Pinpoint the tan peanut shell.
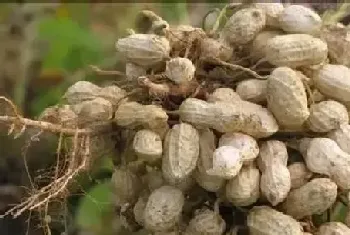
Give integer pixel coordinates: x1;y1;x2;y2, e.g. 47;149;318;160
199;38;233;61
313;64;350;107
267;67;309;129
220;7;266;45
143;185;184;232
125;62;147;81
225;164;260;206
98;85;127;107
116;33;170;68
184;209;226;235
302;137;350;189
282;178;337;219
39;104;78;128
162;123;199;180
306;100;349;133
63;81;101;105
253;3;284;28
247;206;303;235
317;222;350;235
178;98;278;138
162;174;196;193
207;146;243;179
265;34;328;67
219;132;259;164
260;163;291;206
288;162;312;189
320;24;350;67
194;129;225;192
206;88;241;103
167;25;206;57
133;129;162;163
327;124;350;154
142;168;165;192
133;194;148;226
250;30;283;62
114;101;168;131
111;167;142;206
278;4;322;34
232;100;279;138
236;79;267;104
165;57;196;84
71;97;113;126
257;140;288;172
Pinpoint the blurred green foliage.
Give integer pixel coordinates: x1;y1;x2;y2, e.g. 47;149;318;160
75;181;115;234
31;15;104;117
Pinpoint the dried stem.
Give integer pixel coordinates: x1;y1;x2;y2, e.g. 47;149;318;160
89;65;126;76
0;115;111;136
202;56;268;80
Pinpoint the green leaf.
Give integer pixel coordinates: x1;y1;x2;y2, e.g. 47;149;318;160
75;181;114;233
31;16;104;115
38;16;103;71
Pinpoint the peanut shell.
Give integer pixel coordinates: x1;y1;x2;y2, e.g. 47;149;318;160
162;174;196;193
288;162;312;189
257;140;288;172
114;101;168;131
327;124;350;154
250;30;283;62
320;24;350;67
133;194;148;226
220;7;266;45
206;146;243;179
63;81;101;105
267;67;309;129
167;25;206;58
162;123;199;180
165;57;196;84
282;178;337;219
133;129;162;163
225;164;260;206
194;129;225;192
179;98;278;138
184;209;226;235
302;138;350;189
307;100;349;133
247;206;303;235
218;132;259;164
206;88;241;103
260;163;291;206
125;62;147;81
278;5;322;34
199;38;233;61
254;3;284;28
39;104;78;128
265;34;328;67
71;97;113;126
313;64;350;107
317;222;350;235
143;185;184;232
116;33;170;68
98;85;127;107
236;79;267;104
142;168;165;192
111;167;142;206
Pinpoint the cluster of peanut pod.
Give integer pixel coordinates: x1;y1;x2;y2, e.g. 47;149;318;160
40;3;350;235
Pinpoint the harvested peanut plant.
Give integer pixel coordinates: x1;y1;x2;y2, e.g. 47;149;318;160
2;3;350;235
